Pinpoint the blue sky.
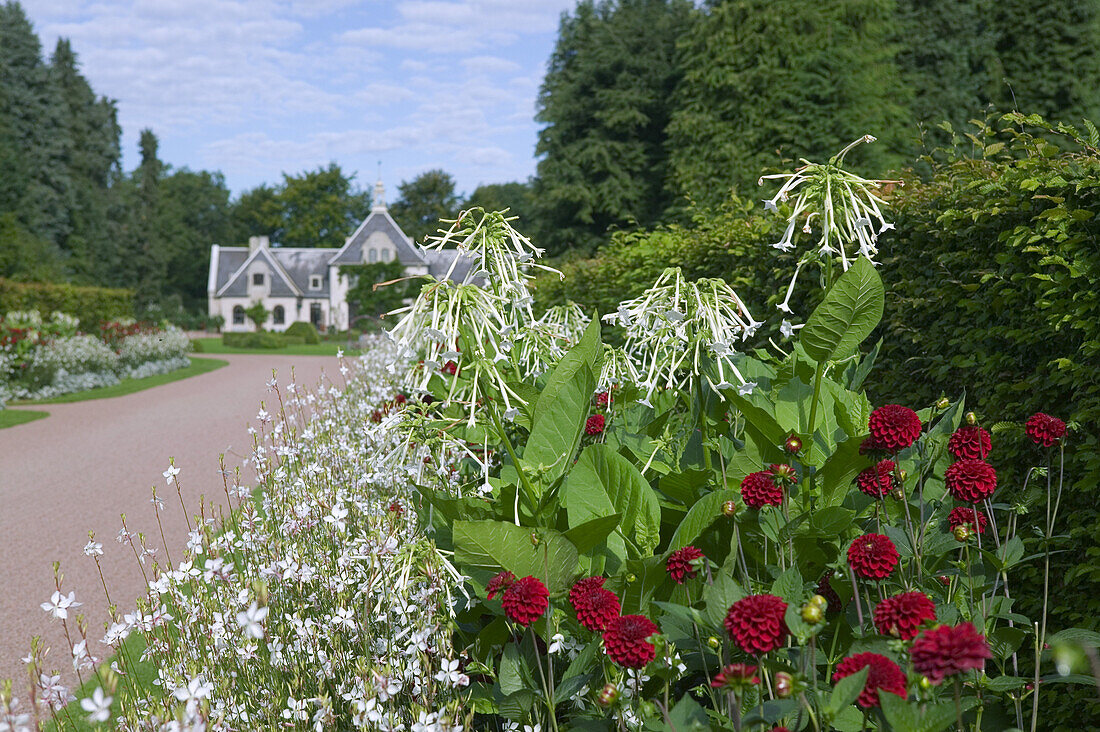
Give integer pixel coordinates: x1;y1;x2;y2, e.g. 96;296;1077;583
22;0;579;198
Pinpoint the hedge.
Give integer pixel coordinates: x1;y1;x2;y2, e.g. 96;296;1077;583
222;332;306;349
0;278;133;328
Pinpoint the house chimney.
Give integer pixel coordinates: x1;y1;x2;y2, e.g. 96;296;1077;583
248;235;270;251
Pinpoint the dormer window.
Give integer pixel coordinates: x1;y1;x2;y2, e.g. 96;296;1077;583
252;273;265;286
310;275;322;290
368;248;378;263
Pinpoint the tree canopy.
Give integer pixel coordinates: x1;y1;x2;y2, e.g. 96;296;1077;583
389;169;461;245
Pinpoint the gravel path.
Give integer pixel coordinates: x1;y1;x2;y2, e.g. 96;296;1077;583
0;353;338;685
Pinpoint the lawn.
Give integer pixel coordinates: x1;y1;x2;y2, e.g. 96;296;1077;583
0;407;49;429
14;356;228;406
191;336;361;356
42;634;156;731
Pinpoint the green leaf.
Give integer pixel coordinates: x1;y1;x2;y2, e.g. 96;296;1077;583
800;257;885;363
563;513;622;554
806;506;855;537
703;573;746;629
453;520;579;595
818;435;869;506
878;693;977;732
667;488;739;550
498;643;530;696
827;666;869;714
770;566;804;605
662;693;709;731
568;444;661;556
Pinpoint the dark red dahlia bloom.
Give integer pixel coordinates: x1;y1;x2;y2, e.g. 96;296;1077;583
741;471;783;509
667;545;704;584
874;591;936;640
486;570;516;600
910;622;992;684
501;575;548;626
585;414;606;435
948;426;992;460
710;663;759;690
832;652;907;708
945;459;997;503
868;404;922;453
816;571;842;613
724;594;789;654
948;506;988;534
603;614;659;668
1026;413;1066;447
848;534;899;580
595;391;610;408
856;460;896;498
568;576;605;608
573;587;621;632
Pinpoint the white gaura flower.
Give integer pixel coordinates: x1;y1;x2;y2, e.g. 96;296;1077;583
80;687;112;723
83;540;103;556
40;590;81;619
173;676;213;706
236;601;268;639
162;463;180;485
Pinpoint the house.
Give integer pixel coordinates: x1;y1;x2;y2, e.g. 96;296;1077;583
207;179;473;332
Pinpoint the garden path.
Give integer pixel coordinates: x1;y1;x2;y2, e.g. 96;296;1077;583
0;353;339;686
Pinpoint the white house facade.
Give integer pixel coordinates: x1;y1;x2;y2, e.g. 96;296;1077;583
207;180;472;332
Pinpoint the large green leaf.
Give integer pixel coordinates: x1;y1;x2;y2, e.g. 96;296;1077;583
568;444;661;556
668;488;739;551
800;257;884;364
453;520;579;595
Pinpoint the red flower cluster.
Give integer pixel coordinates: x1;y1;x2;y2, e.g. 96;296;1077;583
500;576;548;626
945;459;997;503
440;360;459;376
910;623;992;684
569;578;621;632
867;404;922;453
486;570;516;600
856;460;896;498
848;534;899;580
832;653;907;708
948;506;988;534
595;391;610;408
603;614;659;668
585;414;606;435
1026;413;1066;447
948;425;992;460
724;594;789;654
874;591;936;640
710;663;759;690
741;470;783;509
666;545;704;584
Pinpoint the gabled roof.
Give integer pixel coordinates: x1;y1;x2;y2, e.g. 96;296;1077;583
216;246;303;298
328;209;426;267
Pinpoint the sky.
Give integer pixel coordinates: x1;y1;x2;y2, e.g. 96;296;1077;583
21;0;579;199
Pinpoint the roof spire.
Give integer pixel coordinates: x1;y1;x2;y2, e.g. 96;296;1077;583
372;161;386;212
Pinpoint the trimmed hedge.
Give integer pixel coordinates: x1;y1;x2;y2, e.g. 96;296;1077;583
0;278;133;327
222;332;306;349
284;321;321;344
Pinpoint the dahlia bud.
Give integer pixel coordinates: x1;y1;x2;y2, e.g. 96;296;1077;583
784;435;802;453
530;532;540;547
936;397;950;410
774;672;794;698
626;573;637;584
597;682;619;707
809;594;828;609
919;676;934;692
706;636;720;649
965;411;977;426
938;575;950;586
890;486;905;500
953;524;971;542
898;468;908;481
801;602;824;625
771;463;797;483
722;500;738;517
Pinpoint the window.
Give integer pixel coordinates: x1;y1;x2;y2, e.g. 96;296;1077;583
252;273;264;286
232;305;245;325
273;305;285;325
368;248;378;263
381;248;391;262
310;275;322;290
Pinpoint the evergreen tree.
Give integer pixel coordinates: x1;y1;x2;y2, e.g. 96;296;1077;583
390;169;461;245
667;0;911;209
534;0;694;254
158;169;235;309
125;129;169;309
990;0;1100;123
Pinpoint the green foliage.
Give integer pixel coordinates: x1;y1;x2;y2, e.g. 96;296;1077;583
340;260;410;318
800;258;885;364
283;321;321;344
0;212;64;281
464;181;535;228
533;0;694;254
275;163;371;248
243;301;269;331
222;331;305;349
389;169;461;246
0;277;132;326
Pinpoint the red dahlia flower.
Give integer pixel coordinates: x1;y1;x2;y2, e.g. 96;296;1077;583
945;459;997;503
585;414;606;435
573;587;620;632
595;391;610;408
486;570;516;600
569;576;605;607
741;471;783;509
873;591;936;640
868;404;922;452
666;545;704;584
603;614;659;668
948;425;991;460
832;652;907;708
710;663;759;690
848;534;899;580
724;594;789;654
948;506;988;534
856;460;896;498
501;575;548;626
1025;413;1066;447
910;622;992;684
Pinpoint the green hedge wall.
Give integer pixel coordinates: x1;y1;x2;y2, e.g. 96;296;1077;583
0;278;133;328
